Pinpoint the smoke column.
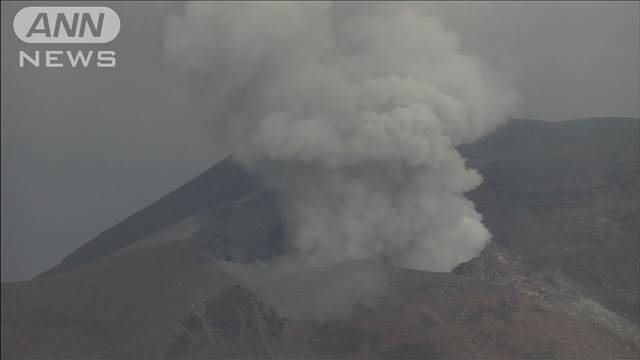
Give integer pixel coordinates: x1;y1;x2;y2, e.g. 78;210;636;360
165;2;517;271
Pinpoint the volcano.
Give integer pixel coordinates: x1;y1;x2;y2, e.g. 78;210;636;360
2;117;639;359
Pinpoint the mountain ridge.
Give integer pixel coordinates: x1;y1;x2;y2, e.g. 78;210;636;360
38;117;639;278
4;117;637;359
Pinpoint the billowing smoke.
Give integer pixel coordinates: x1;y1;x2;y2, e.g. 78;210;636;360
165;2;517;272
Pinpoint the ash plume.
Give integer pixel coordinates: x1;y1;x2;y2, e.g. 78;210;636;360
164;2;517;271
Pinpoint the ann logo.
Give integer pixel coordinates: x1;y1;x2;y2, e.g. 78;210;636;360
26;12;105;39
14;7;119;68
14;7;120;44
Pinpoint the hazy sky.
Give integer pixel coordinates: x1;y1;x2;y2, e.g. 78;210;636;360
2;1;639;281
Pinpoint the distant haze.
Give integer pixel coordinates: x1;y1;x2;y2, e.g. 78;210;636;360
2;1;639;280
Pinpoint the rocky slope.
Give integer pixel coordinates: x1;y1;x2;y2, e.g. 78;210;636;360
3;240;639;359
461;117;639;323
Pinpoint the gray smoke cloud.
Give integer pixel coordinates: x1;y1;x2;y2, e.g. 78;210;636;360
165;2;517;271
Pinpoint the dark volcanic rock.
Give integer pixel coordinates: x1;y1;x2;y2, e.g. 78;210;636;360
39;157;258;278
2;242;638;359
461;117;639;323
